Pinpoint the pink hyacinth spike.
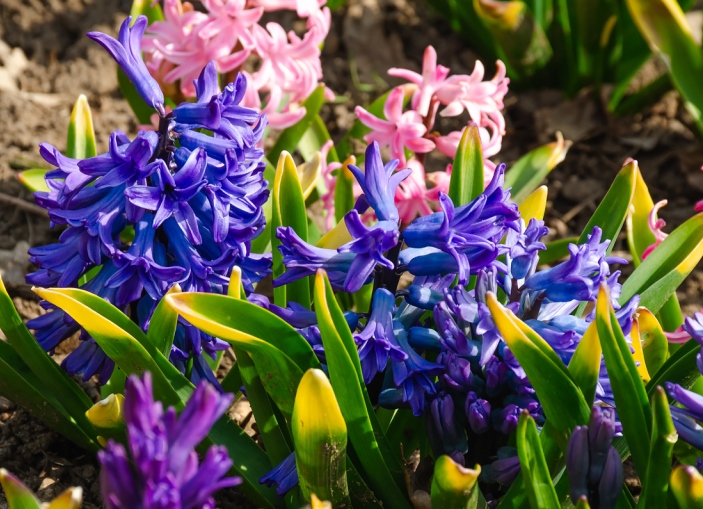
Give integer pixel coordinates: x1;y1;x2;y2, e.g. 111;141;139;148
388;45;457;117
434;122;501;186
394;159;434;223
250;0;325;17
641;200;668;260
317;140;343;230
355;86;435;166
665;326;692;344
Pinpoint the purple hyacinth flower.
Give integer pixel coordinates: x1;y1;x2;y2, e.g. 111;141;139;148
492;404;520;435
107;217;185;306
390;325;443;416
354;288;408;383
567;425;590;502
274;227;362;290
126;148;208;244
260;452;299;497
88;16;165;115
504;218;548;282
466;391;491;434
427;393;468;457
402;166;519;284
347;141;410;223
481;447;521;485
99;373;240;509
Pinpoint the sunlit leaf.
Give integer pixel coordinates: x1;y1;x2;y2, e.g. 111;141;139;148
516;412;560;509
517;185;548;222
505;134;570;204
430;455;481;509
0;469;42;509
636;308;669;377
449;123;485;206
268;86;326;164
671;465;703;509
568;320;601;407
66;94;97;159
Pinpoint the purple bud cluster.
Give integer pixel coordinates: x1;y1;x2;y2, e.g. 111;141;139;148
27;16;270;385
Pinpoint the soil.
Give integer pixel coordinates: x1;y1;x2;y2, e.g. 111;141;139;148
0;0;701;506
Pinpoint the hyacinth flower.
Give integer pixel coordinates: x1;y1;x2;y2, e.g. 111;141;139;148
666;312;703;449
27;16;271;385
142;0;333;129
99;372;240;508
354;47;510;222
566;407;624;509
642;199;669;260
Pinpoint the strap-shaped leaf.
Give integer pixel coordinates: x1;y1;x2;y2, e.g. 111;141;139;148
430;455;481;509
567;320;601;407
505;135;570;204
636;308;669;378
333;156;356;224
147;284;181;357
449;124;485;206
272;151;311;308
0;278;94;432
577;161;637;251
0;469;43;509
637;387;677;509
486;293;590;449
66;94;97;159
625;0;703;136
293;369;349;506
0;341;97;451
620;212;703;311
516;412;560;509
671;465;703;509
313;270;411;508
595;284;651;481
517;185;547;223
626;166;657;265
166;292;319;372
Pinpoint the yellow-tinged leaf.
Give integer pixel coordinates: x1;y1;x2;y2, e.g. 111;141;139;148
430;455;480;507
626;161;656;264
671;466;703;508
627;0;692;52
635;308;669;376
0;469;41;509
297;152;322;200
310;494;332;509
293;369;348;503
17;168;50;193
45;487;83;509
316;218;352;249
228;267;246;300
568;320;601;405
67;94;97;159
518;185;547;222
86;393;124;429
629;318;651;382
475;0;524;28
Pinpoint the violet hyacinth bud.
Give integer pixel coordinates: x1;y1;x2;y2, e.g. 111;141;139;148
565;407;623;509
98;373;240;508
427;393;468;457
465;391;491;434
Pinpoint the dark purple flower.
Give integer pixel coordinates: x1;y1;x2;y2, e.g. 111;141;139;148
427;393;468;457
260;452;299;497
99;373;239;509
88;16;165;115
466;391;491;434
354;288;407;383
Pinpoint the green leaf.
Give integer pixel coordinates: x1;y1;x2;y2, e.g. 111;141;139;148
595;284;651;481
0;278;95;434
474;0;553;79
129;0;164;22
147;284;181;357
268;86;326;164
637;387;677;509
619;212;703;312
66;94;96;159
516;412;560;509
504;135;571;204
568;320;601;407
577;161;637;251
449;124;485;206
17;169;50;193
625;0;703;136
0;469;42;509
634;308;669;379
272;151;311;308
0;341;97;451
85;393;126;445
486;293;590;450
313;270;411;509
298;114;339;164
430;455;481;509
293;369;349;506
166;292;319;372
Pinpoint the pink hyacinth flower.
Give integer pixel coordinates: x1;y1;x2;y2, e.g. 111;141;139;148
355;87;435;166
317;140;343;230
388;45;459;117
641;200;668;260
250;0;326;17
438;60;509;132
240;71;307;129
250;22;325;104
665;326;692;344
395;159;434;223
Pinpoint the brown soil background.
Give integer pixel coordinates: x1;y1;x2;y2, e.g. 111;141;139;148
0;0;702;506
